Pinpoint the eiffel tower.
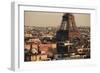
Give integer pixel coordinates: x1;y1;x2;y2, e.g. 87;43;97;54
57;13;80;42
56;13;81;55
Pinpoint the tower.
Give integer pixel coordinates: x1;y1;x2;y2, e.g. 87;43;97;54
57;13;80;42
56;13;80;55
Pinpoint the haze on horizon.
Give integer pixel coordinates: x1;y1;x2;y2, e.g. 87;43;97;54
24;11;90;27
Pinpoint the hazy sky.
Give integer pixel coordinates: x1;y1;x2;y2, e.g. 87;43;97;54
24;11;90;27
